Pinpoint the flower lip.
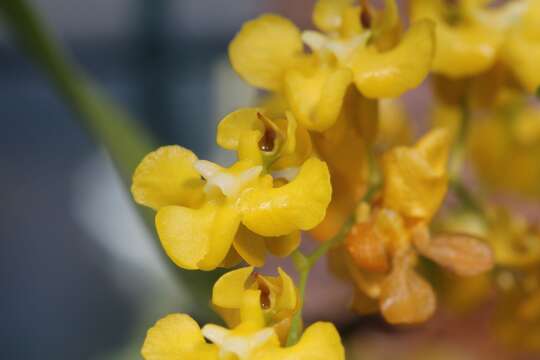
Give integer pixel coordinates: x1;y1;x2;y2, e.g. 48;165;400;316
193;160;263;198
302;30;371;62
201;324;276;360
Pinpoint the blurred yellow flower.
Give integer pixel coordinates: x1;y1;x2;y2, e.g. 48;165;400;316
329;128;493;323
410;0;526;78
469;105;540;197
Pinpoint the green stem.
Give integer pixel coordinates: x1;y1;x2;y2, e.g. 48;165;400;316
0;0;223;321
0;0;154;182
286;182;381;346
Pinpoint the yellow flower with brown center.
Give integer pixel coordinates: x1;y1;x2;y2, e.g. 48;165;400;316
141;270;345;360
131;110;332;271
211;267;299;344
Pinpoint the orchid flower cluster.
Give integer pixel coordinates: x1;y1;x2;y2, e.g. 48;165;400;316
130;0;540;358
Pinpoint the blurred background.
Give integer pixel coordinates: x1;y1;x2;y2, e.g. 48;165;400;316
1;0;539;359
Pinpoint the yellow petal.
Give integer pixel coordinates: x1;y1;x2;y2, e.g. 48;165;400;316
346;221;390;273
436;23;502;78
216;108;264;150
272;120;313;170
345;251;386;299
237;130;264;165
285;64;353;132
233;226;268;267
142;314;216;360
382;128;451;220
240;157;332;236
132;146;204;210
379;253;436;324
503;29;540;93
212;266;254;309
349;19;435;98
252;322;345;360
312;0;354;33
410;0;503;78
264;232;301;257
229;14;302;90
281;112;298;155
155;202;241;270
212;304;241;329
240;289;266;328
276;267;297;311
414;233;494;277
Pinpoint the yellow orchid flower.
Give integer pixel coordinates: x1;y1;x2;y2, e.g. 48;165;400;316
131;119;331;270
340;213;493;324
142;287;344;360
229;0;434;132
211;267;299;344
484;207;540;268
410;0;526;78
495;268;540;351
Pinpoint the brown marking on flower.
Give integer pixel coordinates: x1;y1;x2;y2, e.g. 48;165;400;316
257;112;277;152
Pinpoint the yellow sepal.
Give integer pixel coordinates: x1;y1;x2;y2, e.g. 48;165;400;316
217;108;265;151
229;14;302;90
131;145;204;210
141;314;218;360
212;266;254;309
